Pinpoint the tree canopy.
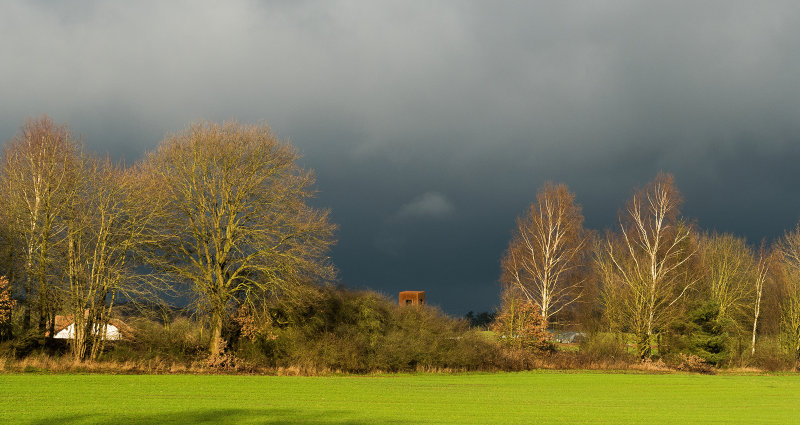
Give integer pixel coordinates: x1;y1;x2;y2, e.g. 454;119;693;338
141;122;336;356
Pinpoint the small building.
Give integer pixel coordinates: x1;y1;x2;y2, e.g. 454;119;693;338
550;330;587;344
399;291;425;306
49;314;132;341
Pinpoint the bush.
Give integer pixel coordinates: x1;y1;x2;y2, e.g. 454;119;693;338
747;337;796;371
376;305;494;371
579;333;634;364
0;276;14;341
664;302;731;367
10;330;47;358
106;316;207;363
231;287;502;372
490;297;553;353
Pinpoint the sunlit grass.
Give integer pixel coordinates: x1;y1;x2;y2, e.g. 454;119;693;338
1;371;798;424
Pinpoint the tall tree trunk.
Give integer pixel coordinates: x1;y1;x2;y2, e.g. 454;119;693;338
751;260;766;356
47;306;55;342
638;331;651;359
36;234;50;337
73;316;87;361
22;250;33;331
751;287;762;356
22;283;31;331
90;291;114;361
209;309;224;358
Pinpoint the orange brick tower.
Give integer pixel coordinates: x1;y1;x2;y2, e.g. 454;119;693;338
399;291;425;306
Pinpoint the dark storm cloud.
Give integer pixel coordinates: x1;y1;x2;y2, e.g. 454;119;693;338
2;1;800;313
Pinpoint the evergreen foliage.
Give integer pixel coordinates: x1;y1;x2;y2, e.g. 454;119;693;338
668;302;732;367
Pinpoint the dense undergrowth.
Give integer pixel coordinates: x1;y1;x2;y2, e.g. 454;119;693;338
1;287;796;375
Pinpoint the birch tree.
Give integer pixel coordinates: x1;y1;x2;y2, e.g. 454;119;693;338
500;183;588;328
1;116;79;336
142;122;336;358
750;244;769;355
598;173;696;358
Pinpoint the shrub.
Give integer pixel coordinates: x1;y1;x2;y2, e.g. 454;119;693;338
674;353;715;374
491;297;553;352
10;330;46;358
107;316;207;363
747;337;795;371
664;302;732;367
579;333;634;364
0;276;15;341
230;287;501;373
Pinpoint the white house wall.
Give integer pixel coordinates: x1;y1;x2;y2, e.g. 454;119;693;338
53;323;121;340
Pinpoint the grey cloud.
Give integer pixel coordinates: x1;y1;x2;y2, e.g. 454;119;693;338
2;1;800;313
392;192;455;221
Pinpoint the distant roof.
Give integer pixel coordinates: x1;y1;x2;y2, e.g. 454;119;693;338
47;315;133;340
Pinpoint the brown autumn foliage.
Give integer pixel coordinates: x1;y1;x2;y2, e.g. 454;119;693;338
491;291;552;352
0;276;15;339
232;304;276;342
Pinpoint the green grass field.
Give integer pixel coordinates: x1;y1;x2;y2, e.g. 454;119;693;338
1;371;798;424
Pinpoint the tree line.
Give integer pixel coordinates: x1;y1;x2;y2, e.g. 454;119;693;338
497;174;800;367
1;115;799;371
0;116;334;361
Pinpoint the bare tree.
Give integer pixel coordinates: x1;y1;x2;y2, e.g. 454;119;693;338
62;156;160;360
750;243;770;355
775;226;800;362
142;122;336;357
500;183;588;329
598;173;696;358
698;232;756;327
1;116;80;336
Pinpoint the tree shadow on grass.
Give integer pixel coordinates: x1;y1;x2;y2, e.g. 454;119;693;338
27;408;410;425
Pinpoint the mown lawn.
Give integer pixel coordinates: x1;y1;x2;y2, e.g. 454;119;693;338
1;371;798;424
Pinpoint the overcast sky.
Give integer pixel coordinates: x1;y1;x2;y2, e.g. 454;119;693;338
2;1;800;314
